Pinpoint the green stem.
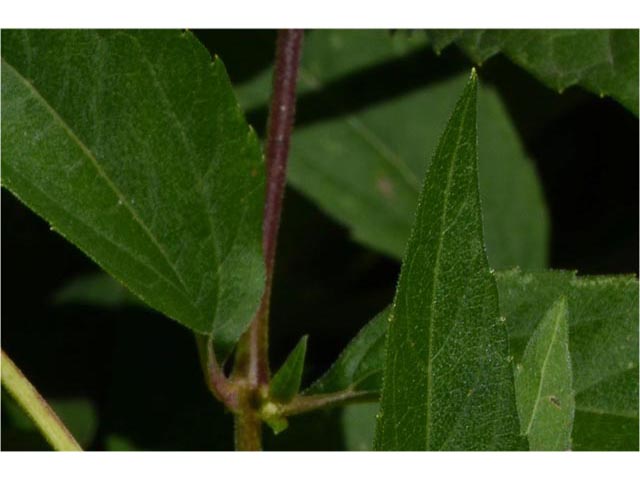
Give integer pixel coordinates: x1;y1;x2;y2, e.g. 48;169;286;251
279;390;378;417
1;349;82;451
234;407;263;451
196;335;240;411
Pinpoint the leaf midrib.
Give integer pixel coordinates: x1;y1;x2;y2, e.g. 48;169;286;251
298;68;421;192
423;92;473;450
523;305;564;435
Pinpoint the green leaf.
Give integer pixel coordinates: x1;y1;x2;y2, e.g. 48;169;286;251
514;298;574;450
261;335;308;436
427;29;639;115
237;30;549;270
1;30;265;357
269;335;308;403
374;72;523;451
306;308;389;396
263;415;289;436
311;272;637;450
497;270;639;451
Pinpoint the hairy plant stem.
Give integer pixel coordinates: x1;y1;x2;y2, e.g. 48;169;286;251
1;349;82;451
234;391;263;451
232;29;304;451
279;390;378;417
197;335;240;410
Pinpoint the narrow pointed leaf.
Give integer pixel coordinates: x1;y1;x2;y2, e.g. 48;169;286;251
237;30;549;270
514;298;574;450
306;308;389;396
427;29;639;115
374;73;523;451
270;335;308;403
1;30;265;357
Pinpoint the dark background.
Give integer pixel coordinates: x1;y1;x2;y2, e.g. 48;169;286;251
2;30;638;450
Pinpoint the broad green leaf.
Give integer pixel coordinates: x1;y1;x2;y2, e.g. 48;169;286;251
270;335;308;403
497;270;639;451
514;298;574;451
1;30;265;357
374;73;523;451
306;308;389;396
427;30;639;116
237;30;549;270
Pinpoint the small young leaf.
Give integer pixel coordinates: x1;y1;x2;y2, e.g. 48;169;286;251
426;30;639;115
270;335;308;403
1;30;265;358
263;414;289;436
514;298;574;451
374;72;523;451
306;308;389;396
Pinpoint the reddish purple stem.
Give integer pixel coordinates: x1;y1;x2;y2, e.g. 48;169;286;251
246;29;304;388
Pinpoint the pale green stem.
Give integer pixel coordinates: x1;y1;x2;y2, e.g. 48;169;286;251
1;349;82;451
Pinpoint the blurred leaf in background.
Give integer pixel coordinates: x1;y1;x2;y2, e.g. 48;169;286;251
237;30;549;269
426;30;639;115
2;395;98;450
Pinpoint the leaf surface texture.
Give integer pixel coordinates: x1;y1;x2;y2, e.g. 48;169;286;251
374;73;522;451
1;30;265;356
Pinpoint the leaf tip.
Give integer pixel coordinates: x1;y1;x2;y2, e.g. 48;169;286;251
268;334;309;403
